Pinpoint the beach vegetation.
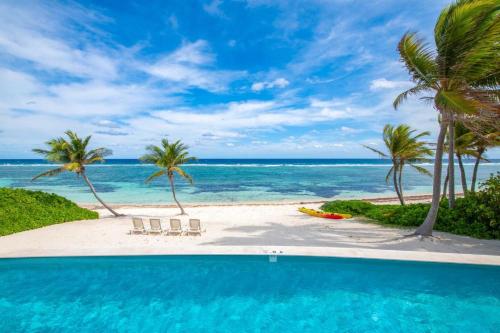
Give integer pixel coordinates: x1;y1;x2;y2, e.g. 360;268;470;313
32;130;121;216
0;188;98;236
364;124;432;205
321;173;500;239
140;138;196;215
393;0;499;236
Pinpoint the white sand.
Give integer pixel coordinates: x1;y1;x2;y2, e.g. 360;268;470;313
1;202;499;265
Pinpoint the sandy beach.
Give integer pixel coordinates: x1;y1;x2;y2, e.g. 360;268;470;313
1;200;499;265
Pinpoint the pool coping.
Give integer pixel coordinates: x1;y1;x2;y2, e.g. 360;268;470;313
1;246;499;266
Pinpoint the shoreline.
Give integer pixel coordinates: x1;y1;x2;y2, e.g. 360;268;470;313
78;193;445;209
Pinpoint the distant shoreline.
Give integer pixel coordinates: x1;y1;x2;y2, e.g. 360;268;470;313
78;193;456;209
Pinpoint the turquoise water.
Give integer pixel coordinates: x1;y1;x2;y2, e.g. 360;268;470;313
1;159;498;203
0;255;499;332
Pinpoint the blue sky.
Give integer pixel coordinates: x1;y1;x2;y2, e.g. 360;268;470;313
3;0;495;159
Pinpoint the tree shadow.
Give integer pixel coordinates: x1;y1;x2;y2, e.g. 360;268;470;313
199;220;409;249
199;218;498;254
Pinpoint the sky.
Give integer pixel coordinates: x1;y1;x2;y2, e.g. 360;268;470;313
2;0;495;159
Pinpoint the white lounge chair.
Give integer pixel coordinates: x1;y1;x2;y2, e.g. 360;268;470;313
187;219;202;236
149;218;163;235
130;217;146;234
167;218;183;236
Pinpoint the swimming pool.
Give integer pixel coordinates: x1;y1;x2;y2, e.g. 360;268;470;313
0;255;499;332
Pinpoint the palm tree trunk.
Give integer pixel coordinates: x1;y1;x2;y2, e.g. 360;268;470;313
448;114;455;208
456;153;467;194
442;167;449;200
168;174;186;215
415;121;447;236
470;149;483;192
81;172;120;217
398;164;405;205
392;161;404;205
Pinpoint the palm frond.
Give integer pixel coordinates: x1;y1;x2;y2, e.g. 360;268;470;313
435;90;481;114
141;137;196;185
385;165;395;184
436;0;500;83
32;167;66;181
398;32;438;86
409;164;432;177
393;84;432;109
140;145;164;164
362;145;388;158
171;167;193;184
32;148;51;155
412;131;431;140
145;169;167;183
32;130;112;176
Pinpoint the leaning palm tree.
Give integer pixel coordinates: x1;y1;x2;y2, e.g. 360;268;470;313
364;124;432;205
393;0;499;235
32;130;120;217
140;138;195;215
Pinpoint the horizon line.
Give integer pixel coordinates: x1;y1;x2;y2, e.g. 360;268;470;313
0;157;495;161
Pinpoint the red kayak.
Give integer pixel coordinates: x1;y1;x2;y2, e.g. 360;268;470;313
321;213;344;219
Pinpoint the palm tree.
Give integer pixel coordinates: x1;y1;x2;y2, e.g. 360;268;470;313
453;122;477;194
393;0;499;235
364;124;432;205
32;130;120;217
470;130;499;192
140;138;196;215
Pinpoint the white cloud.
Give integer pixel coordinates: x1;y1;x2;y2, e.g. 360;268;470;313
273;78;289;87
203;0;225;17
341;126;353;132
369;78;412;90
93;120;123;128
0;2;118;80
251;82;265;91
0;68;42;107
95;130;129;136
144;40;244;92
251;77;290;91
1;73;171;117
201;131;245;140
143;97;373;141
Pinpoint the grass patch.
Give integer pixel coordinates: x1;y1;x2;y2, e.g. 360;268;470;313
321;173;500;239
0;188;98;236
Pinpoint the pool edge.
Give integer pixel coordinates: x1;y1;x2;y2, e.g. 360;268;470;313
1;246;499;266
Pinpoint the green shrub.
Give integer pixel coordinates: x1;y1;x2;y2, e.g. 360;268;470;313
0;188;98;236
320;173;500;239
320;200;373;215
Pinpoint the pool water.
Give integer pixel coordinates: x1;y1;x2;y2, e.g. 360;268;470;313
0;256;499;332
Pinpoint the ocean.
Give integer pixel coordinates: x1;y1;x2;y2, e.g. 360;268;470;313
0;159;498;204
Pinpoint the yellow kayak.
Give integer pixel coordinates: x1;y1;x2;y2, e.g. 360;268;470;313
299;207;352;219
